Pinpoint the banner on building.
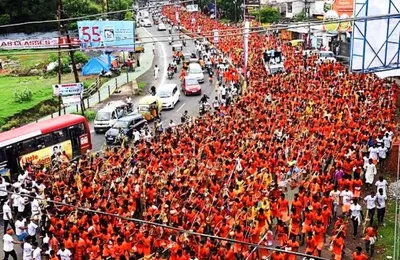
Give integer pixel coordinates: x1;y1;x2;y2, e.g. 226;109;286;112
53;83;84;97
19;140;72;167
77;21;135;51
0;37;80;50
323;0;354;32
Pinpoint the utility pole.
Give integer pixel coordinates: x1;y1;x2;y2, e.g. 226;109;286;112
57;1;62;116
305;0;311;48
60;0;85;116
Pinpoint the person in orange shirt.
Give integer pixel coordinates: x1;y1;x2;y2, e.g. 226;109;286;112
286;236;299;260
331;231;345;260
304;232;316;256
352;246;368;260
313;221;325;257
270;246;286;260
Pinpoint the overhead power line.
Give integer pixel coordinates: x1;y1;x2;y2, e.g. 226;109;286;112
0;0;196;29
5;189;327;260
1;12;400;56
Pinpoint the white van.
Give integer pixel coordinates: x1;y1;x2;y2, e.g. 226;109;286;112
188;63;204;83
157;83;180;109
93;101;127;133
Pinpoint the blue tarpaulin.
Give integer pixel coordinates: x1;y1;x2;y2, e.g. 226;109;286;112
82;54;116;76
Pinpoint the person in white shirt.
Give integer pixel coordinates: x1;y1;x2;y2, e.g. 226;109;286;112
368;144;379;162
31;197;41;217
15;215;28;241
27;219;38;242
376;188;387;225
57;244;73;260
23;238;33;260
375;176;388;196
383;132;392;150
2;200;15;234
364;159;377;188
0;178;10;203
330;187;341;219
154;64;160;80
349;198;364;238
18;195;28;216
377;144;388;168
32;242;41;260
340;186;353;214
3;228;22;260
364;190;376;226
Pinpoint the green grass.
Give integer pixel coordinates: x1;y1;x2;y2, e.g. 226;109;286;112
0;74;97;124
137;81;146;90
0;50;53;70
375;199;397;258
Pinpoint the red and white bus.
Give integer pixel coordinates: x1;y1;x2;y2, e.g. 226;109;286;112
0;114;92;179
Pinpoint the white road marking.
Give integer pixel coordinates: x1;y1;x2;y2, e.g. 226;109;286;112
142;27;168;88
176;103;186;112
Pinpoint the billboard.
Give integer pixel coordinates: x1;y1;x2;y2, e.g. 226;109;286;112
53;83;84;97
77;21;135;51
19;140;72;166
350;0;400;73
0;37;80;50
186;4;199;12
322;0;354;32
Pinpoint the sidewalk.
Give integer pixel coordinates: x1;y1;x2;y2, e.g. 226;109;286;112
38;27;154;122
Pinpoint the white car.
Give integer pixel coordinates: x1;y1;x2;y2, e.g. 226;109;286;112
139;18;152;27
188;63;204;83
157;84;180;109
318;51;336;62
158;23;166;31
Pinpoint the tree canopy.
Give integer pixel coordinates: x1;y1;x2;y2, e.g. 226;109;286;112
0;0;133;33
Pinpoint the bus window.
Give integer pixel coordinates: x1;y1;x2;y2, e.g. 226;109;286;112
20;138;38;154
53;129;67;144
37;133;53;148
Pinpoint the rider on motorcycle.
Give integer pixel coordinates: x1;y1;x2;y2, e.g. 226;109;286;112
200;94;210;104
125;96;133;112
150;86;156;96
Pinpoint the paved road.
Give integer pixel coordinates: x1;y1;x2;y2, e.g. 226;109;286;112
90;23;218;151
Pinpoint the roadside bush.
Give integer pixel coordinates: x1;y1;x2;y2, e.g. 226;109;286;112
73;109;96;121
13;88;33;103
39;104;57;115
74;52;89;64
48;53;58;62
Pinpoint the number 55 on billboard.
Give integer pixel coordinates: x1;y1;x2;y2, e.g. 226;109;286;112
77;21;135;51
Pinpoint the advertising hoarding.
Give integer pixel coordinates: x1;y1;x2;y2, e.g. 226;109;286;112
53;83;84;97
77;21;135;51
62;95;82;106
19;140;72;166
0;37;80;50
323;0;354;32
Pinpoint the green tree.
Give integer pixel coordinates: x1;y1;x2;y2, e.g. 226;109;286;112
216;0;242;22
294;10;306;22
124;11;133;21
253;6;281;23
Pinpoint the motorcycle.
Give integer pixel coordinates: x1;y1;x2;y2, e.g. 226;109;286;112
199;102;211;116
127;102;133;113
174;56;181;65
167;70;174;79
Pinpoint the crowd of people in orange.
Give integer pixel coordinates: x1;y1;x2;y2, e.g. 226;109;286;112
5;5;397;260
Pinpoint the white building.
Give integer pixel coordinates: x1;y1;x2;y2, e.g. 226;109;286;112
262;0;326;19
